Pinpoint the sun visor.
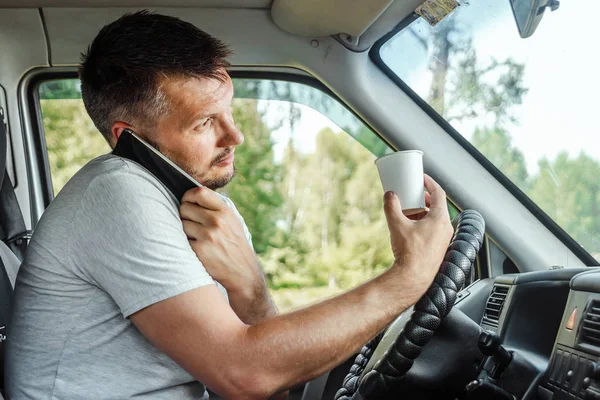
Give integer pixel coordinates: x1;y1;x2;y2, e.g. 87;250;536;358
271;0;394;37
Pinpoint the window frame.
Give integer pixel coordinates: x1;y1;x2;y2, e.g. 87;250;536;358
25;66;488;278
369;14;599;267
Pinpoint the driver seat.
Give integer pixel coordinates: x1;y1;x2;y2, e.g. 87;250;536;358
0;240;18;396
0;109;23;398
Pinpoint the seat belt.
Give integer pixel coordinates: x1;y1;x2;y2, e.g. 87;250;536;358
0;171;30;262
0;106;30;261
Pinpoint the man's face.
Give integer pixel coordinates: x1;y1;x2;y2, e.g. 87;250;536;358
144;74;243;190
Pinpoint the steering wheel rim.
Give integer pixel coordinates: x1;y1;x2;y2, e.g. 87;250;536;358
334;210;485;400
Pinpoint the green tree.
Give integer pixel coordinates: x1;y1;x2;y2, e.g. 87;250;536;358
39;80;82;100
40;99;110;194
471;126;528;188
266;127;392;291
446;52;527;126
529;152;600;257
410;19;528;125
221;98;283;255
411;19;530;191
334;149;393;286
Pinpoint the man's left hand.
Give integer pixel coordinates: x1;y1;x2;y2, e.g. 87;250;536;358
180;186;277;324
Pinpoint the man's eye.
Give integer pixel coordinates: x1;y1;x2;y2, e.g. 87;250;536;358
196;118;211;130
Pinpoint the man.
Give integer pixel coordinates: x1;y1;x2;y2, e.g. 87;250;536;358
6;11;453;400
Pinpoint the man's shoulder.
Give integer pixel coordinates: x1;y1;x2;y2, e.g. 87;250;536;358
67;154;177;204
40;154;179;234
78;154;168;186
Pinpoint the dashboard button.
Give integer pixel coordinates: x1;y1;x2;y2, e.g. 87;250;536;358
574;357;589;394
551;350;564;383
557;351;571;386
568;354;579;392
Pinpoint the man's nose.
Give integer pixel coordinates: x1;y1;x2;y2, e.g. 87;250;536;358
218;121;244;147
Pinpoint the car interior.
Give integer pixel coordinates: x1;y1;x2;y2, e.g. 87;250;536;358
1;0;599;399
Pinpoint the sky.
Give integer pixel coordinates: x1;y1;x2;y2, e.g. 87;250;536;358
381;0;600;174
257;100;339;163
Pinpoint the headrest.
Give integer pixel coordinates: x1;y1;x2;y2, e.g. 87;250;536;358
0;108;6;188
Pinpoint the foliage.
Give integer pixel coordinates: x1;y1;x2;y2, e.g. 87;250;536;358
220;98;283;255
39;80;82;100
471;126;529;189
414;19;528;126
40;99;110;194
264;128;393;290
420;19;600;260
530;153;600;256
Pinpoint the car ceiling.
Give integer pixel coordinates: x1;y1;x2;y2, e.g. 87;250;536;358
0;0;424;46
0;0;272;6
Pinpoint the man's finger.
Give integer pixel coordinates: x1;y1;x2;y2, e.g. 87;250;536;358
181;186;224;211
423;174;447;210
424;191;432;208
383;191;408;227
182;219;202;240
180;201;221;227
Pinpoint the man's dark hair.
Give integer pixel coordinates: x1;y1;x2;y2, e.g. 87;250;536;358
79;10;232;144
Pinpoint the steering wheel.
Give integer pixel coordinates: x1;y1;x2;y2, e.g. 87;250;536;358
335;210;485;400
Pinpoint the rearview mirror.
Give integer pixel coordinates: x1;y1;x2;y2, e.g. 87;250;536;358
510;0;560;38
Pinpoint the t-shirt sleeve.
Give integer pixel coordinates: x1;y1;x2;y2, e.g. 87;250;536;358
68;164;215;318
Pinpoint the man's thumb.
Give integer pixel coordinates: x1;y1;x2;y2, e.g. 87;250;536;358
383;191;406;225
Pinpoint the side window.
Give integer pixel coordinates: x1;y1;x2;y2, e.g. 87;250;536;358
227;79;396;311
39;80;110;194
38;76;462;313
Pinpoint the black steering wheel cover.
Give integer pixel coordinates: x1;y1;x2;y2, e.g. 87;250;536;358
361;210;484;398
334;210;485;400
334;332;384;400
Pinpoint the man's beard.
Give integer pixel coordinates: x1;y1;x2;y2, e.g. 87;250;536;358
202;165;236;190
200;147;236;190
145;137;236;190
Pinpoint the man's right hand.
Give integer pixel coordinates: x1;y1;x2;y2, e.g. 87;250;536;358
383;174;454;303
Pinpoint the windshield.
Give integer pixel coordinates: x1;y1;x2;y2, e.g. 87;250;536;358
379;0;600;262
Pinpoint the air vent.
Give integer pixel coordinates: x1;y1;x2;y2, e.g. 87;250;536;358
580;301;600;346
482;285;509;328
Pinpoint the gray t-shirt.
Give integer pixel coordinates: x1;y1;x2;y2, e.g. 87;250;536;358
5;154;250;399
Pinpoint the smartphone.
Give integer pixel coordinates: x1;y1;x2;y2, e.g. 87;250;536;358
112;129;202;201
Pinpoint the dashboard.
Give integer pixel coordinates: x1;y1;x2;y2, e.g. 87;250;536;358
537;270;600;400
474;268;600;400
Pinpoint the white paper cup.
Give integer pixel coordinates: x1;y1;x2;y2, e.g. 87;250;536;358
375;150;426;216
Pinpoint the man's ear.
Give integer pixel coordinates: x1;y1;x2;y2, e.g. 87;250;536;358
111;122;133;143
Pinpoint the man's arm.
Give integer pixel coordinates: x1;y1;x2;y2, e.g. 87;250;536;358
136;175;452;399
218;199;279;325
131;260;424;400
227;269;278;325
